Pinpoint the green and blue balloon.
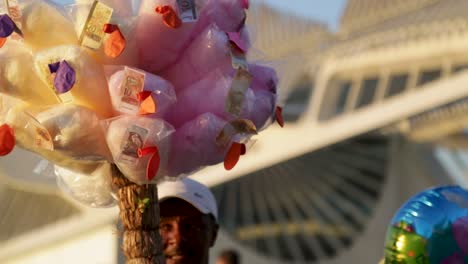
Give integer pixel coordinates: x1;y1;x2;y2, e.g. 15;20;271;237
384;186;468;264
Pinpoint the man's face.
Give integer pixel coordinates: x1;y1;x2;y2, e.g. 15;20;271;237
160;198;218;264
216;257;229;264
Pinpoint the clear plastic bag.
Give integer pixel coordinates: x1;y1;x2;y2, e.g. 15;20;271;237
104;115;175;184
0;93;106;174
135;0;208;73
56;162;117;208
248;63;279;130
33;45;113;118
35;104;112;162
11;0;79;50
167;112;227;177
193;0;247;33
161;24;232;91
67;1;139;66
164;69;254;128
0;41;59;105
106;66;177;117
0;93;53;153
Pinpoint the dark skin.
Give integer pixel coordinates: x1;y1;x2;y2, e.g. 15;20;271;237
160;198;219;264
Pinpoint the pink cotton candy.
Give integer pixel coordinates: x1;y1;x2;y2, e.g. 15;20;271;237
161;25;232;91
135;0;201;73
108;67;177;116
250;64;279;94
166;113;228;177
246;64;279;129
136;0;249;75
165;70;254;128
193;0;247;34
164;63;278;130
249;90;276;130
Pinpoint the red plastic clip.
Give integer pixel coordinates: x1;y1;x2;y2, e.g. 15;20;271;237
103;24;126;58
0;124;15;156
224;142;244;171
275;106;284;128
155;6;182;29
138;146;160;181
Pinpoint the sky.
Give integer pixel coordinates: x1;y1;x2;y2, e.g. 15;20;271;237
258;0;347;30
55;0;347;31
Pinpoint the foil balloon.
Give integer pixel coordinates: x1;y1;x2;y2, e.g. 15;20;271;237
384;186;468;264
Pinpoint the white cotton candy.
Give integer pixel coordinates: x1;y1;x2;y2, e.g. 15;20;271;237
0;93;28;124
35;104;111;162
56;163;117;208
34;45;114;118
0;94;105;175
0;43;59;105
21;1;78;50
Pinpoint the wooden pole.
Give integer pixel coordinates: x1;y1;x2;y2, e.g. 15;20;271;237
111;165;165;264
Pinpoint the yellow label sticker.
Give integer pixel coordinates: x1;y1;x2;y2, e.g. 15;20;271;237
118;67;146;114
58;92;75;104
79;1;113;50
216;119;257;147
226;68;252;116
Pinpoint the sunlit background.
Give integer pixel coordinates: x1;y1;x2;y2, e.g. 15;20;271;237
1;0;468;263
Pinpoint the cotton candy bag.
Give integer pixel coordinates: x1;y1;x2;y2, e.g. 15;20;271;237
0;93;52;155
161;24;232;91
33;45;113;118
193;0;247;33
0;42;59;105
164;70;254;128
69;0;139;66
135;0;249;75
167;113;227;177
105;116;174;184
35;104;112;162
19;0;78;50
248;64;279;130
0;93;106;174
56;162;117;208
107;66;177;116
135;0;205;73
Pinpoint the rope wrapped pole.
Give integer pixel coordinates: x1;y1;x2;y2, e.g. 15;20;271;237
111;165;165;264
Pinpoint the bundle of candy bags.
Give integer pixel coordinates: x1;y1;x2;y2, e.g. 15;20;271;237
0;0;282;207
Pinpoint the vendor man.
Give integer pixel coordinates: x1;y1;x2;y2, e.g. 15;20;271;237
158;178;219;264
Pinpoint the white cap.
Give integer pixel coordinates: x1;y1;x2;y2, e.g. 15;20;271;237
158;178;218;221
